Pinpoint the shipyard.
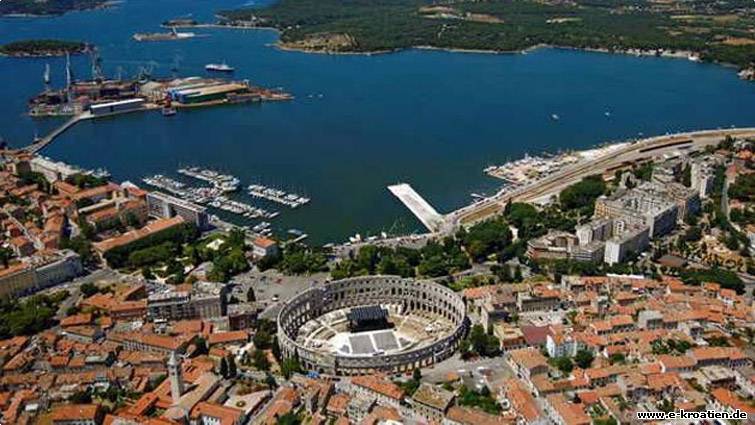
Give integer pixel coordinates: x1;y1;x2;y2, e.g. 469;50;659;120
27;53;292;118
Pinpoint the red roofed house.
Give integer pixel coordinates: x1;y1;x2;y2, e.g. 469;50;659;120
51;403;103;425
252;237;279;259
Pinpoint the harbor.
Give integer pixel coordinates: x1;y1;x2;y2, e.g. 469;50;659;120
178;166;240;192
138;166;320;238
5;0;755;245
248;184;310;208
142;172;279;221
483;142;630;187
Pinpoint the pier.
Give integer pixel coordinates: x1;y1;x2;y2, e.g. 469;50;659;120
25;112;91;154
387;183;445;233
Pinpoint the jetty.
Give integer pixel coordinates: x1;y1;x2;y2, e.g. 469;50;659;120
387;183;444;232
25;112;92;154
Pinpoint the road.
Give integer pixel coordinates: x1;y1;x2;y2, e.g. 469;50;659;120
27;268;121;320
450;127;755;228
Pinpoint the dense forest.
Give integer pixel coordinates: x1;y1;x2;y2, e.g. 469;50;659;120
0;0;107;16
219;0;755;68
0;40;89;57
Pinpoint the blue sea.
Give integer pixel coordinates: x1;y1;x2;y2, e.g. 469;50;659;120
1;0;754;243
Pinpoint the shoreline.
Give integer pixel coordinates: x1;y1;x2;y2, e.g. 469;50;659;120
182;20;752;79
0;49;91;58
0;1;118;18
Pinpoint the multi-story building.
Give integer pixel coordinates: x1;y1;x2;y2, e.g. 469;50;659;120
594;189;678;238
526;231;578;261
690;159;717;199
410;383;454;423
0;250;83;298
575;218;613;246
517;287;560;312
30;156;83;183
147;281;225;321
146;191;209;230
604;225;650;265
252;237;280;259
638;181;700;223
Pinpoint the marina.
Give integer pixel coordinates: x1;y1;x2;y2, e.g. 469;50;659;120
483;143;630;187
177;166;240;192
248;184;311;208
142;173;278;221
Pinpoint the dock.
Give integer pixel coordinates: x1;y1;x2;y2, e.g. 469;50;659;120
25;112;92;154
387;183;445;232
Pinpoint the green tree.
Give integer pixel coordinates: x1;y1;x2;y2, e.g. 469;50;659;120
227;355;237;377
468;324;500;357
552;357;573;374
574;349;594;369
253;349;271;371
220;357;229;377
0;247;14;268
281;357;301;379
194;337;208;356
277;412;301;425
559;175;606;211
80;282;99;297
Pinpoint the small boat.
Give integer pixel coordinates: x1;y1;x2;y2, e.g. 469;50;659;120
205;61;234;72
162;106;177;116
551;114;560;121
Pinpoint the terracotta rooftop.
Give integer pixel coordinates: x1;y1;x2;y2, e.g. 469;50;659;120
351;375;405;401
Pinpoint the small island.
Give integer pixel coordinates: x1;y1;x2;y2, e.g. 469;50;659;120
0;40;91;57
218;0;755;73
0;0;110;17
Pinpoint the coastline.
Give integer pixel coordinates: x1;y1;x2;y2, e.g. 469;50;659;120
0;49;90;58
0;1;118;18
166;19;751;78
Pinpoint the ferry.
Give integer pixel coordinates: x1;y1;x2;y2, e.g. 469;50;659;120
205;62;235;73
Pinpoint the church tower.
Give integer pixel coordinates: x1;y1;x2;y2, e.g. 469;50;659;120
168;351;184;404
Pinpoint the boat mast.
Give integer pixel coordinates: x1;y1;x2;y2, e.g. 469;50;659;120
90;49;103;82
43;63;51;91
65;53;74;104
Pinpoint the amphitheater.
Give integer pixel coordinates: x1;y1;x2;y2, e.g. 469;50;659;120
277;276;470;376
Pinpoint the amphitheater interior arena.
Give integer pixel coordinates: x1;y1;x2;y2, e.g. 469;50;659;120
277;275;470;376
